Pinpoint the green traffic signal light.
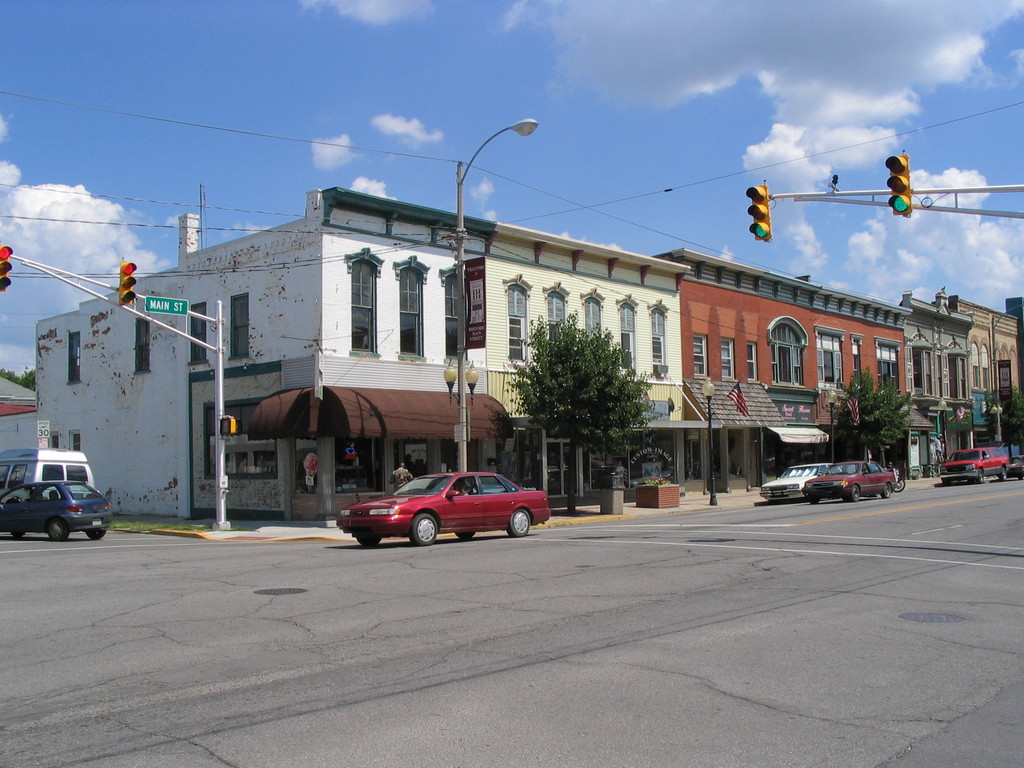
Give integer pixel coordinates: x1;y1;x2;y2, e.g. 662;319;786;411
885;154;912;216
746;185;772;241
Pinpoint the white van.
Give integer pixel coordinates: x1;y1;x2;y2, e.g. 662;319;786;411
0;449;94;490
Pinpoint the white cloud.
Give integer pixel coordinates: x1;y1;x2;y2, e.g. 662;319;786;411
298;0;432;25
350;177;395;198
311;133;357;170
371;114;443;146
0;178;166;371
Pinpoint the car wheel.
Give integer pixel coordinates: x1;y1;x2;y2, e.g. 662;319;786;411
409;513;438;546
808;497;820;504
845;485;861;503
46;518;70;542
941;479;950;486
10;531;25;539
998;467;1007;481
455;531;476;541
507;509;531;538
355;534;382;547
85;529;106;540
881;482;892;499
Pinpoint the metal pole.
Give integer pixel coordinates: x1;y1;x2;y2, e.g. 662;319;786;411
829;403;835;463
707;395;718;506
455;161;469;472
213;299;229;530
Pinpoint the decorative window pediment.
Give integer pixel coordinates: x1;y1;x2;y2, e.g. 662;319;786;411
345;247;384;275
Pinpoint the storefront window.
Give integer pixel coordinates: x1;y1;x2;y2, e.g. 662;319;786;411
334;438;378;491
684;429;704;481
205;403;277;479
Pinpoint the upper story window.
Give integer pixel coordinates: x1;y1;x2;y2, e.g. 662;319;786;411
350;259;378;353
769;319;806;385
398;267;424;357
67;331;81;383
981;344;990;390
546;291;566;339
619;303;637;371
721;338;735;379
230;293;249;358
948;355;968;399
443;272;458;358
651;309;666;367
584;297;602;335
135;318;151;373
746;341;757;380
508;285;528;361
971;342;981;389
190;301;208;364
693;334;707;377
877;343;899;385
816;333;842;386
912;348;933;394
851;337;862;375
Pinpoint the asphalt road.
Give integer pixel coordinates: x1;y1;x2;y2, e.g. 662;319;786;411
1;481;1022;767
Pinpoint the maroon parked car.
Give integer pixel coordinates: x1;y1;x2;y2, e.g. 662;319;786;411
337;472;552;547
802;461;897;504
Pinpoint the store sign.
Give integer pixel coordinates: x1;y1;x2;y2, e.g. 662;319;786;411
644;400;671;420
775;402;815;423
998;359;1012;401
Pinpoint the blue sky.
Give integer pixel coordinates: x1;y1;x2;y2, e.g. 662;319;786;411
3;0;1024;373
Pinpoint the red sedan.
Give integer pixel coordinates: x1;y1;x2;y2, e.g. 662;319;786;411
802;461;897;503
337;472;552;547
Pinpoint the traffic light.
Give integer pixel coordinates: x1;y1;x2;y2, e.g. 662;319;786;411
118;261;137;305
0;245;11;291
219;416;238;436
746;185;772;241
885;154;912;216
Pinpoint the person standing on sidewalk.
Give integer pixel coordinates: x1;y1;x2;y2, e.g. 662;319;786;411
391;462;413;489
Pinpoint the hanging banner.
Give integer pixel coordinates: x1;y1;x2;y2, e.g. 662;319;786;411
998;359;1012;401
465;258;486;350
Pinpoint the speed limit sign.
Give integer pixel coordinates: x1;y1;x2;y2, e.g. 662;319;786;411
37;420;50;448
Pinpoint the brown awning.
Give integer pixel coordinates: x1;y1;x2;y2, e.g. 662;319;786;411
248;387;511;440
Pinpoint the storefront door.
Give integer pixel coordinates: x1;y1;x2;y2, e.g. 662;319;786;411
546;441;569;496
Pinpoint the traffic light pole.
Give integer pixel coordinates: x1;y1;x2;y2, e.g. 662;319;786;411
5;255;231;529
771;184;1024;220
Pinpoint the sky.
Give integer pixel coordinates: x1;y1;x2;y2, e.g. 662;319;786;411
2;0;1024;373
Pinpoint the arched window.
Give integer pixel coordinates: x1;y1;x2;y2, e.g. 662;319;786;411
584;297;602;335
620;303;637;370
651;308;667;367
508;285;528;361
443;271;457;358
981;344;990;390
547;291;566;339
350;260;378;353
769;319;806;385
971;342;980;389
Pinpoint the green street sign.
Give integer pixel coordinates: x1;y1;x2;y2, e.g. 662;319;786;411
145;296;189;315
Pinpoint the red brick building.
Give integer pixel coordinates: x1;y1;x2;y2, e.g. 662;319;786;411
658;248;909;495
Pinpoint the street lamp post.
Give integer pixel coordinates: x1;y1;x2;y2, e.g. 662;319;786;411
451;119;538;471
826;388;838;463
701;379;718;506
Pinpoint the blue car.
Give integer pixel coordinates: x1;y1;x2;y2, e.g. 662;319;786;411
0;481;111;541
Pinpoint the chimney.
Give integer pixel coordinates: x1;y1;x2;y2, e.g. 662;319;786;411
178;213;200;262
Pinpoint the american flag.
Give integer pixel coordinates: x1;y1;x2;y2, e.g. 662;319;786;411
848;396;861;424
727;381;750;417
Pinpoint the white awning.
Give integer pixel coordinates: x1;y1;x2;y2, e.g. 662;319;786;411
769;426;829;444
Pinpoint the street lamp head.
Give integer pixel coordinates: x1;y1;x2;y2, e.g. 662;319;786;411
701;379;716;399
510;119;539;137
466;363;480;394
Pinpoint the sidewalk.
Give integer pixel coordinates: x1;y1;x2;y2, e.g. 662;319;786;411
126;477;939;542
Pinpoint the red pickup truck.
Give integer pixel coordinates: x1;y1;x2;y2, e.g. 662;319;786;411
939;448;1009;485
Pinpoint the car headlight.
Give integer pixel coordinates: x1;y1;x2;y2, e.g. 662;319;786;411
369;505;401;516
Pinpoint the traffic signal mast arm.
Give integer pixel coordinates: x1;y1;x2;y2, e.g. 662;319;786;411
769;184;1024;220
6;253;218;352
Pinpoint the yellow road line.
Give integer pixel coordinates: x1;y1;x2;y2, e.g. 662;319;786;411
795;490;1024;526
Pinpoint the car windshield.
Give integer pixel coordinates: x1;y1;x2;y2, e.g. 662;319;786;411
828;463;861;475
951;450;980;461
780;466;821;478
394;475;453;496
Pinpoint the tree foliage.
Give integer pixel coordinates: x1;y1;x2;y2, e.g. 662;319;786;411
834;370;910;462
0;368;35;390
508;314;651;511
984;387;1024;448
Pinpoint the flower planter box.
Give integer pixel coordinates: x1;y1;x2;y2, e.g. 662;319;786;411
634;484;680;508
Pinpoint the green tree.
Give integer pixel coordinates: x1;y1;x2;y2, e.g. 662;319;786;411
508;313;651;513
0;368;35;390
835;370;911;463
984;387;1024;448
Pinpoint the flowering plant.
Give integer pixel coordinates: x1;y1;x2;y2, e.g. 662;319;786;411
639;476;671;486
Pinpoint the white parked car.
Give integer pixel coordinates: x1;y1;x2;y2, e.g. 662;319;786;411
759;463;831;503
